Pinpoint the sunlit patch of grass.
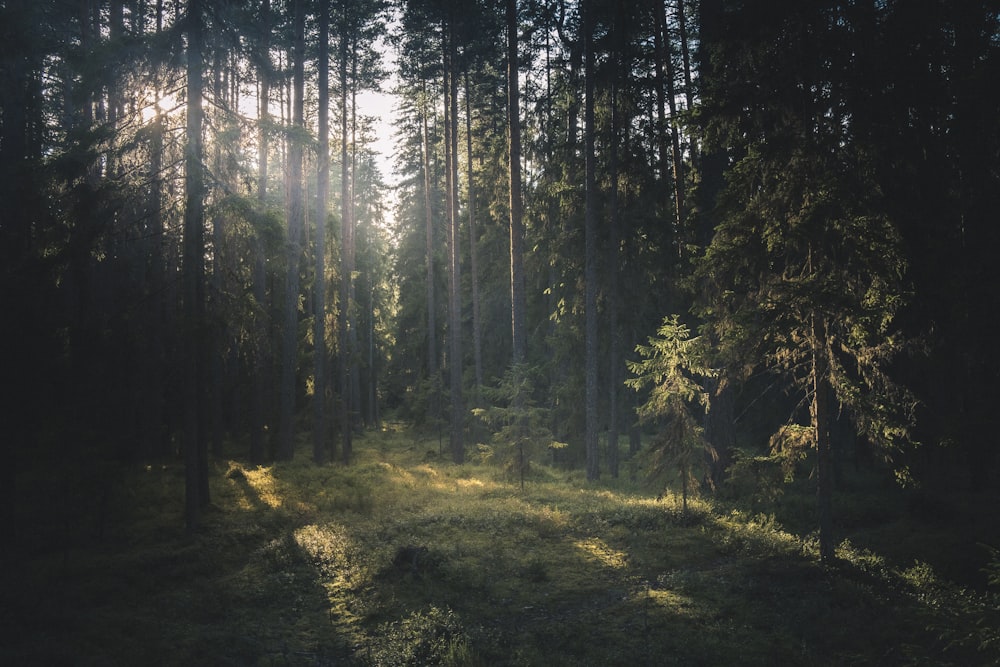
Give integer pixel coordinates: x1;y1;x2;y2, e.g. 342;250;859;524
713;509;805;558
573;537;629;569
12;427;1000;665
644;586;699;613
226;461;284;509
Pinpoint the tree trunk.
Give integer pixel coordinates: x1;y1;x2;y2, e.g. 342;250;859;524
338;15;354;464
183;0;207;530
654;0;684;242
584;0;600;481
465;71;483;397
314;0;330;464
349;44;362;434
676;0;695;160
278;0;305;461
605;2;626;479
250;0;271;465
209;51;226;461
422;80;437;381
812;312;835;563
507;0;527;367
444;18;464;464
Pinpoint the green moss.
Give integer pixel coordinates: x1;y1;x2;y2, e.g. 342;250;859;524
7;428;998;666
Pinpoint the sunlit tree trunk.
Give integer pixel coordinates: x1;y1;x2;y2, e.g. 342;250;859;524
349;41;362;434
338;9;354;464
314;0;330;464
444;17;464;464
507;0;526;368
465;71;483;396
183;0;208;529
209;50;226;460
421;80;437;382
250;0;271;465
140;2;168;460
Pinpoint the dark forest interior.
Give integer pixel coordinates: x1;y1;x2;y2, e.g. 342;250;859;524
2;0;999;664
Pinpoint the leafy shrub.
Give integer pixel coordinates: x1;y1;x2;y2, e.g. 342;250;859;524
714;510;803;558
366;606;476;666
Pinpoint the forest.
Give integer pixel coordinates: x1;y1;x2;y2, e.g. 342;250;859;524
2;0;999;664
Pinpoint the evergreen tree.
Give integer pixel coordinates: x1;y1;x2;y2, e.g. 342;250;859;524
696;1;916;561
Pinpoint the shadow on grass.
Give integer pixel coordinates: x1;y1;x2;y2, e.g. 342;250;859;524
10;430;993;666
263;445;972;666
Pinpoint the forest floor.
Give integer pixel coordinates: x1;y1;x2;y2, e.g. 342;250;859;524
5;424;999;665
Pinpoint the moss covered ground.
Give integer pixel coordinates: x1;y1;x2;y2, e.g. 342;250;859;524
5;425;998;665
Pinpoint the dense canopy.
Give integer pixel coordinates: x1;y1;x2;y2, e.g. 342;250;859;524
2;0;999;661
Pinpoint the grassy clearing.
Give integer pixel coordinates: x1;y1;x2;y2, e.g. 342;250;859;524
5;426;998;666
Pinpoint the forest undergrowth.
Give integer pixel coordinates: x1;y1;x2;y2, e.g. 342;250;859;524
5;425;999;666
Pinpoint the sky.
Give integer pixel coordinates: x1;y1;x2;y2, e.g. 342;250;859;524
356;87;399;188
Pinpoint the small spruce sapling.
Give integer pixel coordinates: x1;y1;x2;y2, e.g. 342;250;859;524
627;316;718;514
472;364;566;490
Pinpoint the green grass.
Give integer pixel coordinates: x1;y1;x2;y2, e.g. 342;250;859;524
5;426;998;666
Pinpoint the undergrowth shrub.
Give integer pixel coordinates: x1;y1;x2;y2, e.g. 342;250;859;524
294;523;357;579
714;511;803;558
366;606;479;666
836;540;1000;663
906;557;1000;660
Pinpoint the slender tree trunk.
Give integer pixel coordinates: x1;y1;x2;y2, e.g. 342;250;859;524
655;0;684;241
279;0;305;461
142;3;168;459
349;44;362;431
444;19;464;464
368;281;377;426
209;52;226;461
338;17;353;464
250;0;271;465
465;72;483;396
314;0;330;464
422;81;437;381
812;311;834;562
676;0;697;164
677;0;694;113
183;0;207;529
507;0;527;367
606;1;624;479
584;0;600;481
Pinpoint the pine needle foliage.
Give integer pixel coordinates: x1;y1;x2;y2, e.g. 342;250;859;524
627;316;718;512
472;364;567;489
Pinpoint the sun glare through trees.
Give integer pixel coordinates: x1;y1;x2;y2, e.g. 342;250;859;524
3;0;999;664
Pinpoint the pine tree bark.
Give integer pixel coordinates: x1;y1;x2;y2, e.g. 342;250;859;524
507;0;527;367
444;18;464;464
654;0;684;241
278;0;306;461
465;72;483;396
338;12;354;464
314;0;330;464
606;2;625;479
183;0;207;529
250;0;271;465
584;0;600;481
812;311;835;562
422;80;437;382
